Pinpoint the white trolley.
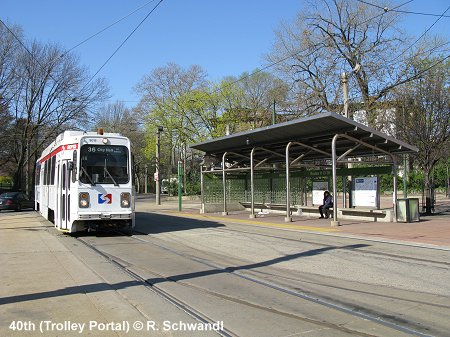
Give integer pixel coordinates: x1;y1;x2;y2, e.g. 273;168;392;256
35;129;135;233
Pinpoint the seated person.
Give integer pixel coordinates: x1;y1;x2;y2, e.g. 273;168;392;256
319;191;333;219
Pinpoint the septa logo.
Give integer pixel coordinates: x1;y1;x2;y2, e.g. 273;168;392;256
98;193;112;204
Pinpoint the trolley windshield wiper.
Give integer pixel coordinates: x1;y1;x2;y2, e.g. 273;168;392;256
104;165;119;186
80;166;96;186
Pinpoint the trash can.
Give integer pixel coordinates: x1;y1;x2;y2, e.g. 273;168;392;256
396;198;420;222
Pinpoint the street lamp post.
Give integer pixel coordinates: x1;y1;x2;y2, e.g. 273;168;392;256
155;126;163;205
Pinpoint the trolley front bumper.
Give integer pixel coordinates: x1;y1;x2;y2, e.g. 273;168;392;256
78;212;133;220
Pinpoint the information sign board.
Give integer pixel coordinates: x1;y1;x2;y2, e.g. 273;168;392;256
353;177;379;208
312;181;329;205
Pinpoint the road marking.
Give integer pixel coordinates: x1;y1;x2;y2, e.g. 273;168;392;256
164;212;338;233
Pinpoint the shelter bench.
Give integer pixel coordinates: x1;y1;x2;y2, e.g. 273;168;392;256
238;202;392;222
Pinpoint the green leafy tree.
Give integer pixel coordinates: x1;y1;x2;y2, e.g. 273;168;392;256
135;63;218;191
215;71;289;133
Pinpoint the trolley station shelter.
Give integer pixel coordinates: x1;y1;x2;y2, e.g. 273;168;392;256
190;112;418;226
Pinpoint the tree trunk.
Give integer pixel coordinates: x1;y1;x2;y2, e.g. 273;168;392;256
423;168;433;215
12;161;24;191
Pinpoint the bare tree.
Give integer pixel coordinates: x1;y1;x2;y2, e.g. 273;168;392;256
267;0;448;127
0;22;22;103
8;40;109;191
93;101;148;191
0;23;22;168
94;101;140;134
0;98;13;169
394;56;450;214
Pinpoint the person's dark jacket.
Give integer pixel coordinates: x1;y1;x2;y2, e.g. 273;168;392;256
323;195;333;207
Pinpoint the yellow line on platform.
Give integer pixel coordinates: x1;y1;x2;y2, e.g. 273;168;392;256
165;212;338;233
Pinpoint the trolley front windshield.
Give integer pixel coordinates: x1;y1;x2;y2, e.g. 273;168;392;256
80;145;129;185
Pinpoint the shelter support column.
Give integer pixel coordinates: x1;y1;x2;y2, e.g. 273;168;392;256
331;135;340;227
200;165;205;214
285;143;292;222
222;152;228;216
249;148;256;218
343;177;347;208
392;157;398;222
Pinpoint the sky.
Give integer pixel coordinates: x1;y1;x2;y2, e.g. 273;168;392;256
2;0;449;108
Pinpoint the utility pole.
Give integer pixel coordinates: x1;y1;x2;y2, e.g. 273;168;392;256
272;99;276;125
144;165;148;194
183;142;187;194
178;160;183;212
341;72;349;118
341;64;360;119
341;72;350;207
341;64;360;208
447;160;450;198
155;126;163;205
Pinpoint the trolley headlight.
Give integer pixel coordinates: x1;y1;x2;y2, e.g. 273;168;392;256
121;192;131;208
79;192;90;208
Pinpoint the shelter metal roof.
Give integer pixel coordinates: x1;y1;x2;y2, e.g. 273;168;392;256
190;112;418;164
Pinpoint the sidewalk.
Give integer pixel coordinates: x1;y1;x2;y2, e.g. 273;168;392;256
0;211;212;337
140;197;450;248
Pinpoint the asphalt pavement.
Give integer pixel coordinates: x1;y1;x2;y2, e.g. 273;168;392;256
0;196;450;336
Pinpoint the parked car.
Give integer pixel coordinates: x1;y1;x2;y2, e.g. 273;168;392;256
0;192;34;212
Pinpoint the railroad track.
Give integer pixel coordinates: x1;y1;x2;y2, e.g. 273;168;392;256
78;230;436;337
75;235;238;337
204;226;450;267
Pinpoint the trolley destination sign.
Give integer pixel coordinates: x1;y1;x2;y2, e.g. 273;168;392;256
84;145;126;155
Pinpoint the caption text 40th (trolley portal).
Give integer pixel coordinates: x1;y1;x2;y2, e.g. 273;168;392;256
9;320;225;334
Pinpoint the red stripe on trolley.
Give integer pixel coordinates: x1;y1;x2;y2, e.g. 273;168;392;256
38;144;78;163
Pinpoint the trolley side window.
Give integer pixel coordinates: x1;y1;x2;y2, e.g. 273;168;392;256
79;145;129;185
44;162;48;185
35;163;41;185
50;156;56;185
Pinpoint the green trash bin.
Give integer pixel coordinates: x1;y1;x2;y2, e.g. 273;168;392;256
396;198;420;223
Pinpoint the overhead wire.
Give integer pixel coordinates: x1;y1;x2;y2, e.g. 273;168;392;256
359;0;413;26
1;0;165;101
0;19;53;78
397;53;450;83
208;48;306;97
4;0;445;109
81;0;165;91
385;4;450;67
0;18;73;98
62;0;158;57
356;0;450;18
205;0;413;100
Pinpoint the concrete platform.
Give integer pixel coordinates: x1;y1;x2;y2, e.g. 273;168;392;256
142;196;450;248
0;211;214;337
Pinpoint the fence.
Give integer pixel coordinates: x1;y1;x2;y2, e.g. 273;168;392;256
0;182;13;194
203;172;307;206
